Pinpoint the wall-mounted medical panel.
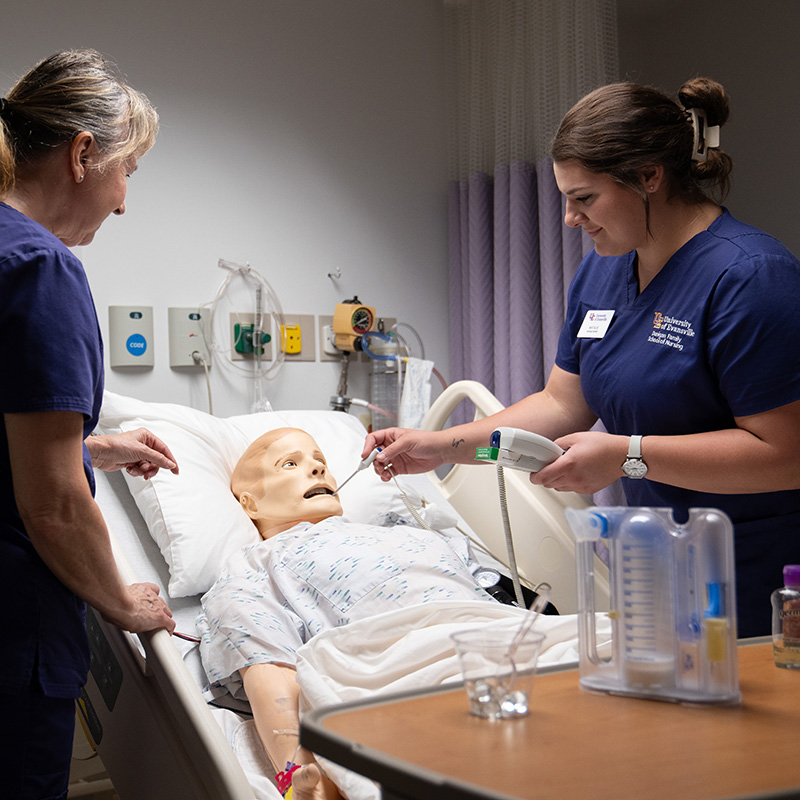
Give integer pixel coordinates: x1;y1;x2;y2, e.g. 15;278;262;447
168;307;211;368
108;306;154;368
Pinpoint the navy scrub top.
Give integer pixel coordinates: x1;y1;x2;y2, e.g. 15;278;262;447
556;209;800;636
0;201;104;698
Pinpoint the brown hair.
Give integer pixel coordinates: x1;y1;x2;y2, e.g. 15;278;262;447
550;78;733;226
0;49;158;197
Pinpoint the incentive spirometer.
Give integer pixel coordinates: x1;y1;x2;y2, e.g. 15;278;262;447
566;506;741;705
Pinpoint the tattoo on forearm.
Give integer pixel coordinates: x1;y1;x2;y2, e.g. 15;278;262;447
451;438;466;449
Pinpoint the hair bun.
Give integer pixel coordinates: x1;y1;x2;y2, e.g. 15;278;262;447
678;77;729;127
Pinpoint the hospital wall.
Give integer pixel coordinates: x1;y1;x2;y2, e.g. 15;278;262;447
0;0;449;418
2;1;797;420
618;0;800;256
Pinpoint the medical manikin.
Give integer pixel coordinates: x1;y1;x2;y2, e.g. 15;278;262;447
197;428;497;800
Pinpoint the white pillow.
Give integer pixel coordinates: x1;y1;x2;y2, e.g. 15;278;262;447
98;392;403;598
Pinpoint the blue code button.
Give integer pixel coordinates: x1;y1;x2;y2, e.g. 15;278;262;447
126;333;148;357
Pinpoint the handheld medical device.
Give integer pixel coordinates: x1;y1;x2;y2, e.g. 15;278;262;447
332;449;380;495
475;427;563;473
566;506;741;705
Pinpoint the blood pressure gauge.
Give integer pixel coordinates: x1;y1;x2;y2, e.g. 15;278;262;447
473;567;502;588
332;299;376;352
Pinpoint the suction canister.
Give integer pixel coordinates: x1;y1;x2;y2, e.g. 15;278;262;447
567;507;741;705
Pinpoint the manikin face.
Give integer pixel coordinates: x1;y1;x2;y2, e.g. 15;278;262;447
553;160;648;257
236;429;343;539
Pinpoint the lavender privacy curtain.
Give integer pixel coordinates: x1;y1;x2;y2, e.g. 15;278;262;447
445;0;619;422
449;159;588;408
449;156;625;507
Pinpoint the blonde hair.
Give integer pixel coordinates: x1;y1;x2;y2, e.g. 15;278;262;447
0;49;158;197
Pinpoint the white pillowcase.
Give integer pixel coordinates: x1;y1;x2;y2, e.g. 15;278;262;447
98;392;404;598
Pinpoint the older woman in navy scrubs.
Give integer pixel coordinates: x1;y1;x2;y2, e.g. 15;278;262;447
0;50;177;799
365;77;800;640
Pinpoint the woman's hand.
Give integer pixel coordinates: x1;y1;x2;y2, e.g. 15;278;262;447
87;428;179;479
529;431;628;494
362;428;453;480
104;582;176;634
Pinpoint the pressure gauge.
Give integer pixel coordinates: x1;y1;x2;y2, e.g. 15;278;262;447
473;567;502;588
351;307;374;334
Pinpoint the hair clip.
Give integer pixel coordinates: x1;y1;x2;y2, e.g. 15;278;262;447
688;107;720;163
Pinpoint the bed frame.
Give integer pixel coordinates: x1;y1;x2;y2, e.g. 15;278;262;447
71;381;608;799
74;470;256;800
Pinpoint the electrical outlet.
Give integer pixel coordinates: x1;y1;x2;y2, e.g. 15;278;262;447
230;312;273;362
279;314;315;362
169;307;211;367
319;315;340;362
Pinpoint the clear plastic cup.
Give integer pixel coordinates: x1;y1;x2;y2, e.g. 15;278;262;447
451;627;545;719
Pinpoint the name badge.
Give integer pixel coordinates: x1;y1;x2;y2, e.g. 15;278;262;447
577;309;615;339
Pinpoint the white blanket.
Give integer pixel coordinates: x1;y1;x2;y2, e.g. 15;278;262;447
293;601;611;800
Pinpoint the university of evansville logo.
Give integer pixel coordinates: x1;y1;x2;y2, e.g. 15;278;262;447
648;312;695;351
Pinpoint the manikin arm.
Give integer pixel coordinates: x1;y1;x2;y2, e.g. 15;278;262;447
241;663;342;799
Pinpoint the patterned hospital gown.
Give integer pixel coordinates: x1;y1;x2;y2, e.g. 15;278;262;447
197;517;494;693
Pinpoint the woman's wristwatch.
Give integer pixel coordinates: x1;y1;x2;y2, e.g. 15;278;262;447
621;434;648;479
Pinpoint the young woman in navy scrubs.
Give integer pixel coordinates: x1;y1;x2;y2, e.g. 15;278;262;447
0;51;178;799
365;77;800;640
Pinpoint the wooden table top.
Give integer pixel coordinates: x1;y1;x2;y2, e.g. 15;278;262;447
307;642;800;800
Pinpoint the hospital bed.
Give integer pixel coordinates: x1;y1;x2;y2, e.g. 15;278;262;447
73;381;609;800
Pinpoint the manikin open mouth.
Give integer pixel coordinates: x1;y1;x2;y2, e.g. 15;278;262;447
303;486;334;499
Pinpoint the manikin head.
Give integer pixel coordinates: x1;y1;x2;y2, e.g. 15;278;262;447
231;428;343;540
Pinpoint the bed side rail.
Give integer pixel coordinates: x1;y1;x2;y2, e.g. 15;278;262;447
420;380;609;614
78;535;256;800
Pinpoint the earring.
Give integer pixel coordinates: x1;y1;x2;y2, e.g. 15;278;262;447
649;185;655;190
79;174;84;182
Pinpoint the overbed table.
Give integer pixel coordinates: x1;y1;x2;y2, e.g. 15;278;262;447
301;640;800;800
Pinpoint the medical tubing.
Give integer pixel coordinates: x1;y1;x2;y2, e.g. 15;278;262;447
396;481;435;531
431;366;448;391
380;462;434;532
360;330;395;360
388;327;448;394
254;285;264;377
206;260;285;381
497;465;525;607
192;350;214;415
250;286;274;412
390;322;425;360
348;397;396;421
